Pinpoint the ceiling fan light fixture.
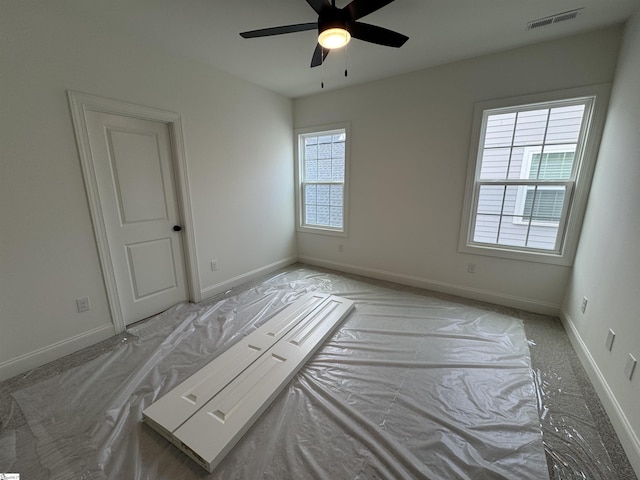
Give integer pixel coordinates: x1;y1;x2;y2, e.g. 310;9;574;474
318;27;351;49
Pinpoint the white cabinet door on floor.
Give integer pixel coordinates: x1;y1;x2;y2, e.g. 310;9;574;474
143;293;355;473
142;292;330;437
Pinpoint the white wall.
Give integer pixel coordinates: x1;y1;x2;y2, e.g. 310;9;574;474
561;11;640;473
0;0;295;380
294;27;622;315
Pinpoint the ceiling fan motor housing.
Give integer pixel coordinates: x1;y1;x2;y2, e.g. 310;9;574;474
318;7;351;34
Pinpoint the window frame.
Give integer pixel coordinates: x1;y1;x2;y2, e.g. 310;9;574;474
294;123;350;237
459;85;610;266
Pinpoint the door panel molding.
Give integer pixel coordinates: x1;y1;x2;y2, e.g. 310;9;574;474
126;237;178;299
143;293;355;472
68;91;200;333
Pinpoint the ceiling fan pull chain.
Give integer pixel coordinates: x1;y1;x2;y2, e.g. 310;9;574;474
321;46;325;88
344;43;348;77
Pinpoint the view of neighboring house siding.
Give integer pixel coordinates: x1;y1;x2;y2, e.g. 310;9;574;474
473;104;584;250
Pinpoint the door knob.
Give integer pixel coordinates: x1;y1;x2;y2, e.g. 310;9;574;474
172;225;182;232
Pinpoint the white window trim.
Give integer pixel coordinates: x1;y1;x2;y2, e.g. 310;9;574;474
458;84;610;266
294;122;350;237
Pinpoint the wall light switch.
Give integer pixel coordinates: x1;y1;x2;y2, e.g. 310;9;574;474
581;296;588;313
625;354;637;381
467;263;477;274
605;329;615;351
210;260;218;271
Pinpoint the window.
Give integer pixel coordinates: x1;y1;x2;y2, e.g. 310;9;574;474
295;124;349;235
459;86;609;265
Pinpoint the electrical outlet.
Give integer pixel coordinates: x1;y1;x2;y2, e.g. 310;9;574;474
210;260;218;272
581;296;588;313
76;297;91;313
467;263;477;274
624;354;637;381
605;329;615;351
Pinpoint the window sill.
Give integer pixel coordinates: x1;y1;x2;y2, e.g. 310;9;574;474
296;225;348;238
458;242;574;266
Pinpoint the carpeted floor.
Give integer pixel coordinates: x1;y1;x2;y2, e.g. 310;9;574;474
0;264;637;479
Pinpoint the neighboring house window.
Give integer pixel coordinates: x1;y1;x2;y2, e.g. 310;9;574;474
459;86;609;265
513;146;575;229
295;124;349;236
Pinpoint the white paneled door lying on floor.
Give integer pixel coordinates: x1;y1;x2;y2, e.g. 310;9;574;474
143;292;355;472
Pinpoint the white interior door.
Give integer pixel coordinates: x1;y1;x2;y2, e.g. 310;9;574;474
85;111;188;325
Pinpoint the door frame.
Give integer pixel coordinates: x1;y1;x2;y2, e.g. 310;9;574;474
68;90;201;334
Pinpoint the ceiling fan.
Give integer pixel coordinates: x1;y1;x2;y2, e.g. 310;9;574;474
240;0;409;68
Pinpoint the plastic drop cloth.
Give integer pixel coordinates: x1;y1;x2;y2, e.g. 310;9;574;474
530;347;624;479
3;267;559;479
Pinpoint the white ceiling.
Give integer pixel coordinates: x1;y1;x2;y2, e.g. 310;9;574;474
70;0;639;98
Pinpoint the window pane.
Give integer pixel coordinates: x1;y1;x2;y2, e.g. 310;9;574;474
330;184;343;207
332;157;345;181
305;143;318;160
317;185;330;206
526;225;560;250
497;216;527;247
473;214;500;243
318;159;332;181
546;105;585;144
317;205;330;226
330;207;343;228
477;185;505;215
305;205;317;225
513;109;549;146
331;140;345;159
305;184;317;205
484;113;516;148
524;186;566;222
479;148;511;180
318;136;332;159
501;185;521;216
507;147;526;179
305;159;318;181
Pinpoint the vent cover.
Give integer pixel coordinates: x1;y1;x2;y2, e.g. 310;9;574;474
527;8;584;30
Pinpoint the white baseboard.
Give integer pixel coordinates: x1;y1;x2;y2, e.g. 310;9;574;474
298;256;561;316
0;324;115;382
200;256;298;300
560;309;640;476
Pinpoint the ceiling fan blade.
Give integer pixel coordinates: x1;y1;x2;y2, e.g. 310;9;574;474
311;43;330;67
240;22;317;38
306;0;331;15
345;0;396;21
349;22;408;47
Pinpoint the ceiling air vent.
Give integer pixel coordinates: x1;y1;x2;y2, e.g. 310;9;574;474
527;8;584;30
